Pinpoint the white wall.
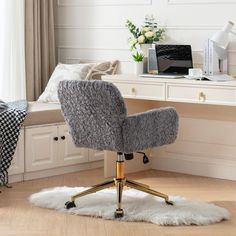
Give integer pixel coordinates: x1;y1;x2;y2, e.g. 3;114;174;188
55;0;236;74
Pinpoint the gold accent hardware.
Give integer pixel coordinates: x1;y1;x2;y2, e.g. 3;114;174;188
71;180;115;202
67;153;173;217
131;87;136;94
116;161;125;179
115;178;125;211
148;70;158;74
125;180;168;202
199;92;206;102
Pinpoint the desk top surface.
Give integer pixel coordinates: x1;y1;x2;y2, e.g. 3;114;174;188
103;74;236;87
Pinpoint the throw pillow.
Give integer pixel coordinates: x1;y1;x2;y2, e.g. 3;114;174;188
38;63;93;103
85;60;119;80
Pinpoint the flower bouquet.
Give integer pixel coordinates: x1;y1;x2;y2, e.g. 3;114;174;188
126;15;165;50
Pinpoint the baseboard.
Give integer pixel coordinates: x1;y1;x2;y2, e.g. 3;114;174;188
152;155;236;181
8;174;24;183
10;161;103;182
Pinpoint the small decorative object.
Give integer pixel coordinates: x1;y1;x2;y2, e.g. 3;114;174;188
132;51;144;74
204;21;235;76
126;15;165;54
188;68;203;79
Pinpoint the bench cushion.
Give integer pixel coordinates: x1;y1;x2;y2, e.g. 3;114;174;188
23;102;64;126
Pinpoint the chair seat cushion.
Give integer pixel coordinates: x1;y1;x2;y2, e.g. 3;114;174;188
23;102;64;126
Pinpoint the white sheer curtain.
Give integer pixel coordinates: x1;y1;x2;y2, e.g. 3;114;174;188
0;0;26;102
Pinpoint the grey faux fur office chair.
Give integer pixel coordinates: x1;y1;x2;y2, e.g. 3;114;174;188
58;80;178;218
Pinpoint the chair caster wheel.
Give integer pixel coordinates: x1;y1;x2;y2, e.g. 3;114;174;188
114;209;124;218
166;200;174;206
65;201;76;209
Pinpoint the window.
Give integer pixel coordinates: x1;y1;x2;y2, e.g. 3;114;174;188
0;0;26;102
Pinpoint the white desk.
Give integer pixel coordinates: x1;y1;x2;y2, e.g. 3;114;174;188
103;74;236;106
102;74;236;181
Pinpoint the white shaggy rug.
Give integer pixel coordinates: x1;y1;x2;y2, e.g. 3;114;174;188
29;186;230;226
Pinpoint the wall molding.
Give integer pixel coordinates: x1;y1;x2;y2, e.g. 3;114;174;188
57;46;130;51
64;57;132;63
168;0;236;5
64;58;204;68
57;47;236;67
152;154;236;180
152;129;236;181
57;0;152;7
164;149;236;165
57;46;236;53
55;25;125;30
55;24;223;31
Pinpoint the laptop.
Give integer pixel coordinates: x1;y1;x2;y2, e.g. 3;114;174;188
140;44;193;79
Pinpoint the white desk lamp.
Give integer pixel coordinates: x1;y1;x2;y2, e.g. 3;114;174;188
204;21;236;76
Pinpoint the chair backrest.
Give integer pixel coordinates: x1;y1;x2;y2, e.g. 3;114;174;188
58;80;127;151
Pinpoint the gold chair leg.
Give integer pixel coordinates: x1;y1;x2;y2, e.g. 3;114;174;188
114;178;125;218
126;179;150;189
64;152;173;213
71;179;115;201
65;179;115;209
126;179;173;205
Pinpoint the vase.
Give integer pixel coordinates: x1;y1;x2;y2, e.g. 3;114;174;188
134;61;144;75
140;44;154;73
140;43;153;57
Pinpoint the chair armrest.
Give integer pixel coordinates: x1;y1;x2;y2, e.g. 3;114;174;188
122;107;178;153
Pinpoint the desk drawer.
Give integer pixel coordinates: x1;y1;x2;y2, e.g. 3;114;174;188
166;84;236;105
113;82;165;100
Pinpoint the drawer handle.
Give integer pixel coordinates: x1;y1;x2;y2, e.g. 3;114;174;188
61;136;66;140
131;87;136;94
199;92;206;102
53;137;58;141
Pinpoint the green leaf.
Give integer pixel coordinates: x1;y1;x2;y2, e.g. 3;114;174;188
132;51;144;62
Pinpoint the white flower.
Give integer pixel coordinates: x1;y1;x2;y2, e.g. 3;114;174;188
160;34;166;41
141;26;151;33
138;35;146;44
145;31;155;39
129;37;138;46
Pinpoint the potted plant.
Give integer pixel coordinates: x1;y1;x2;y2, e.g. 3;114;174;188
132;51;144;75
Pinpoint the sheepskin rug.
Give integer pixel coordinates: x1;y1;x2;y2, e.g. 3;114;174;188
29;187;230;226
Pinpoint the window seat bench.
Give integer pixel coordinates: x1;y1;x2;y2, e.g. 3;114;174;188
8;102;104;183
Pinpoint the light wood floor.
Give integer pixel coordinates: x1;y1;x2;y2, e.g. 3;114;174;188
0;168;236;236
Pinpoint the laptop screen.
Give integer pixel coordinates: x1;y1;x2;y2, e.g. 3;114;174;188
155;44;193;75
